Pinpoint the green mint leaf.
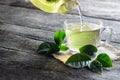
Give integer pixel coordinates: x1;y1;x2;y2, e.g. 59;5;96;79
79;45;97;56
54;30;66;46
65;53;91;68
89;60;103;73
96;53;113;67
37;42;60;56
60;45;69;51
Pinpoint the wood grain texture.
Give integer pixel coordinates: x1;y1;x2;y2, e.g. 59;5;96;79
0;46;120;80
0;31;40;54
76;0;120;20
0;0;120;20
0;22;54;41
0;5;120;43
0;0;34;9
0;1;120;80
0;28;120;80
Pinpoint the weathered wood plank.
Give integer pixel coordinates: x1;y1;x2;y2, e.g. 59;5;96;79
0;17;120;80
0;47;74;80
0;4;69;31
0;23;55;54
0;47;120;80
0;9;120;43
0;22;55;54
111;43;120;50
0;47;47;66
0;1;120;80
1;0;120;20
0;30;41;54
0;0;34;9
0;22;120;53
0;24;120;80
78;0;120;20
0;22;54;41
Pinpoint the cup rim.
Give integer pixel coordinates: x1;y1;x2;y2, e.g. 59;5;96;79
64;21;104;31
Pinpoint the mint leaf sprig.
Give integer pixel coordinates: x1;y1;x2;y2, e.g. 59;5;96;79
89;53;113;73
54;30;69;51
37;30;69;56
37;30;113;73
65;45;113;73
65;45;97;69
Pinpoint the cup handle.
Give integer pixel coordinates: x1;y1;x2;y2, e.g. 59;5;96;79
100;27;113;44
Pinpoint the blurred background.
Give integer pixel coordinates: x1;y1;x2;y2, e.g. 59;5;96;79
0;0;120;20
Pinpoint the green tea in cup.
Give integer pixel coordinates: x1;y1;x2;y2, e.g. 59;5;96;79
64;22;101;53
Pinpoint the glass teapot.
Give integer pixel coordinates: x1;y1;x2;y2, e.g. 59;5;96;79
30;0;78;14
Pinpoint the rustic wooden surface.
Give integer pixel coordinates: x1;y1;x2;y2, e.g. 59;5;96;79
0;0;120;80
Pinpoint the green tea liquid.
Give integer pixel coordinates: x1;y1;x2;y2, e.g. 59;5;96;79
65;23;100;52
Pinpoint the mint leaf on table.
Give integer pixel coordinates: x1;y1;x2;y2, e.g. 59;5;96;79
59;45;69;51
65;53;91;68
54;30;69;51
89;60;103;73
96;53;113;67
37;30;68;56
37;42;60;56
54;30;66;46
36;29;113;73
79;45;97;56
89;53;113;73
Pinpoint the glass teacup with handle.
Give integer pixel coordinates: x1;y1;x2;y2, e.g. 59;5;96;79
64;19;113;54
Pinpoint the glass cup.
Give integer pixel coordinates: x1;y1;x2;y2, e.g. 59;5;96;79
64;20;112;54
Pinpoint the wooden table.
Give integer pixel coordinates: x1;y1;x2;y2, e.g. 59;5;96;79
0;0;120;80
